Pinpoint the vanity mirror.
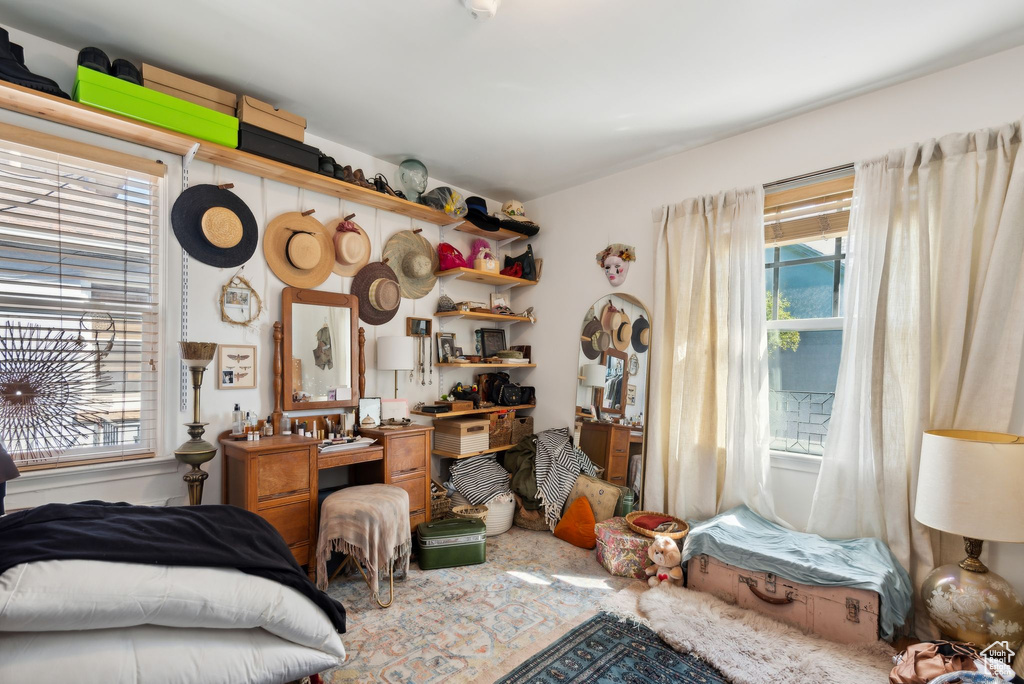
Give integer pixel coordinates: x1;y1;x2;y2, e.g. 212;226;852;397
282;287;359;410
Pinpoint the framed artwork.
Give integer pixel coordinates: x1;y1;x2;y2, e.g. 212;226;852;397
358;397;382;428
219;274;263;327
490;292;509;313
478;327;506;358
436;332;456;363
626;384;637;406
406;317;431;337
454;347;464;358
218;344;257;389
382;398;409;422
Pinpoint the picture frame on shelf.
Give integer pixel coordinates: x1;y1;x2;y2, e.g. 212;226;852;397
454;347;464;358
217;344;257;389
381;398;409;422
436;332;456;363
357;397;382;429
478;328;506;358
490;292;509;313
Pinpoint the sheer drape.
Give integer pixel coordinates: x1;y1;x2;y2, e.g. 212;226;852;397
807;121;1024;632
647;187;776;521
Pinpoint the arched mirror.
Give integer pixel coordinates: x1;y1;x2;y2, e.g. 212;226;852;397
574;293;651;506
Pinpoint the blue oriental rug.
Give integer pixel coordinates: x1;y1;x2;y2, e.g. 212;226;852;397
497;612;729;683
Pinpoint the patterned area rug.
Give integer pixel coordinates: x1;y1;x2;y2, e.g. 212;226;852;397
498;612;729;683
323;526;637;683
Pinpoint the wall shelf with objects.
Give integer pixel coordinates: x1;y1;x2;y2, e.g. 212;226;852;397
435;362;536;369
451;221;527;244
0;80;455;225
411;403;535;418
434;267;537;288
435;310;532;324
431;443;518;460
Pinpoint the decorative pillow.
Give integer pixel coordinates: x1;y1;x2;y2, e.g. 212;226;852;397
564;474;621;522
553;496;597;549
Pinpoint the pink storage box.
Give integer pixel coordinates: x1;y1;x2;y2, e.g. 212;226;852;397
595;516;653;580
687;553;880;643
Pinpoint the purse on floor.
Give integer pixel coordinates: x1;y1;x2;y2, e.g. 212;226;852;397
889;641;979;684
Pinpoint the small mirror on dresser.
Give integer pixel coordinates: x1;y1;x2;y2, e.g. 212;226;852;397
282;287;359;410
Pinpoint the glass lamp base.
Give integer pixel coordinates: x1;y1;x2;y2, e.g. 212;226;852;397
922;561;1024;649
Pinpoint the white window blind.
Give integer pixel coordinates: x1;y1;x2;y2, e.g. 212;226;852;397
764;170;854;246
0;137;161;469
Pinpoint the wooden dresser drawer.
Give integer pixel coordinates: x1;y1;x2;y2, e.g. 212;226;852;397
409;508;427;530
393;475;427;514
260;500;310;547
610;430;630;455
257;449;310;500
387;433;428;479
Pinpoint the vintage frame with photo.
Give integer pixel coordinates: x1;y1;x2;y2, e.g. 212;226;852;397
489;292;509;313
406;317;432;337
217;344;257;389
436;332;457;363
358;397;382;428
478;327;507;358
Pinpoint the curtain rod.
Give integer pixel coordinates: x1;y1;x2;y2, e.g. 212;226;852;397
763;163;854;191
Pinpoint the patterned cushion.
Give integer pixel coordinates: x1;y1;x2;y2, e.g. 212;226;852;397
564;474;621;522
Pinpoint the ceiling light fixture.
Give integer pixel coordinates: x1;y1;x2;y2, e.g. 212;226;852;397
463;0;501;19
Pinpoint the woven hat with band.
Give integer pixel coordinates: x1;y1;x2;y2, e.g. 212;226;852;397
382;230;438;300
600;301;627;334
328;216;371;277
264;212;334;288
351;262;401;325
171;184;258;268
632;315;651;353
612;316;633;352
580;316;610;360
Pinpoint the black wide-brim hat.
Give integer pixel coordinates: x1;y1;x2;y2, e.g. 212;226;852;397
493;214;540;237
632;315;651;353
464;196;500;232
580;317;605;360
172;185;258;268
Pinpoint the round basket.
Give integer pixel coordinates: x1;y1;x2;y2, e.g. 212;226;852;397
450;490;471;507
625;510;690;540
452;504;489;523
484;498;515;536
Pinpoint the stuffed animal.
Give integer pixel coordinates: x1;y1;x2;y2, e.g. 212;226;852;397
645;535;683;588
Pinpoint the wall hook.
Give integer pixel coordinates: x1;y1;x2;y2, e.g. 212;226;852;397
301;209;316;217
218;182;235;190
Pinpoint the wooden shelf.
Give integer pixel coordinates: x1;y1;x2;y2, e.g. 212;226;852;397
432;443;517;460
451;221;526;243
435;267;537;287
435;362;535;369
0;80;454;225
434;310;532;324
412;403;535;418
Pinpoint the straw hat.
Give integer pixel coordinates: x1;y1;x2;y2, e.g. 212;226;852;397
632;315;651;353
382;230;438;299
612;316;633;351
600;301;627;334
351;262;401;325
580;316;610;360
327;217;371;277
171;185;257;268
263;212;334;288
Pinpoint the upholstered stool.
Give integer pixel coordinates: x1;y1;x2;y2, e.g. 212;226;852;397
316;484;411;608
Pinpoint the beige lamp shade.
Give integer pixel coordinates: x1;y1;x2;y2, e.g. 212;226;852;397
377;336;415;372
915;429;1024;543
581;363;606;388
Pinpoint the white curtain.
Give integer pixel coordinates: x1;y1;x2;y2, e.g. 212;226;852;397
647;187;776;522
807;121;1024;632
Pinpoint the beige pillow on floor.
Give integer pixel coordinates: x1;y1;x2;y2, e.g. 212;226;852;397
564;474;621;522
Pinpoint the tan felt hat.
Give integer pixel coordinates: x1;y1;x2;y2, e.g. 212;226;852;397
264;212;334;288
382;230;438;300
328;217;372;277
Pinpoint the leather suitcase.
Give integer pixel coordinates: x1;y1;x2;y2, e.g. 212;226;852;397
416;518;486;570
687;554;880;643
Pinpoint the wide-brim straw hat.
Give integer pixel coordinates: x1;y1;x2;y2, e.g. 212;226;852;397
632;316;651;353
327;217;372;277
351;262;401;325
171;184;258;268
600;301;627;335
613;318;633;352
382;230;438;299
580;317;609;360
263;212;334;288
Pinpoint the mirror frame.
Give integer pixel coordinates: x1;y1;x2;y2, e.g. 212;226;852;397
282;287;359;411
597;348;629;415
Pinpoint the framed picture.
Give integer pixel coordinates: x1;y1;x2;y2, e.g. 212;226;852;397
358;397;382;429
381;398;409;422
406;317;431;337
490;292;509;313
627;384;637;406
454;347;464;358
436;332;456;363
478;328;506;358
217;344;257;389
219;274;263;327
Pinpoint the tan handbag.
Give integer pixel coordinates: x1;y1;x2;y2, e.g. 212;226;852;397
889;641;979;684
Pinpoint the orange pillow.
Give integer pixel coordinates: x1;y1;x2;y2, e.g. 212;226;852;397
554;496;597;549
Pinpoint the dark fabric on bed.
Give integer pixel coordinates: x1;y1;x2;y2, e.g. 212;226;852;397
0;501;346;633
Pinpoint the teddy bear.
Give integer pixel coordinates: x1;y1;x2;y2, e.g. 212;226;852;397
645;535;683;588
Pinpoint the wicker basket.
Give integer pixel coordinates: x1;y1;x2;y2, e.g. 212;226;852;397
510;416;534;446
488;410;516;448
625;510;690;540
452;504;489;523
430;480;452;520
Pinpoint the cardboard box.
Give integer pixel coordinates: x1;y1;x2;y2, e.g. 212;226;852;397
141;64;236;116
237;95;306;142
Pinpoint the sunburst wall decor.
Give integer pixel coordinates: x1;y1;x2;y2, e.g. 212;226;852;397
0;322;108;462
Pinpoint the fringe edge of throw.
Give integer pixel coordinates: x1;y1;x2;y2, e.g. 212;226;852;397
316;537;412;593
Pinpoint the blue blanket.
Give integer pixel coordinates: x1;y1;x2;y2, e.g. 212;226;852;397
683;505;911;639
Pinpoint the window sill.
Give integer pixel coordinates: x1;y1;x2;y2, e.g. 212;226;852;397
769;450;822;474
7;454;180;494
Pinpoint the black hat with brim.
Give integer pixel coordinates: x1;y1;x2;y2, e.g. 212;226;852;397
632;316;651;353
464;196;500;232
493;214;540;237
172;184;258;268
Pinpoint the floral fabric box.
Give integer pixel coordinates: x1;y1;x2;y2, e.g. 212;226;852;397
595;516;652;580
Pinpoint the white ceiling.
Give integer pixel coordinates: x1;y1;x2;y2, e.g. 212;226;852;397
4;0;1024;200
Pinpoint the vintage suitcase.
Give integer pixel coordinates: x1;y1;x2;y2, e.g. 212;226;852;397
687;554;880;643
416;517;486;570
595;516;655;579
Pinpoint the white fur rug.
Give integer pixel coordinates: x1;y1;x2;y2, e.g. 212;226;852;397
603;584;895;684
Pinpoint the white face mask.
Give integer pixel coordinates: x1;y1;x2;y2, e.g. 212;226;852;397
602;255;630;286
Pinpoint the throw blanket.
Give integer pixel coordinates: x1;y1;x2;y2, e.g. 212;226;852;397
449;454;512;505
316;485;411;595
0;501;346;633
501;436;542;510
683;505;912;640
535;427;598;530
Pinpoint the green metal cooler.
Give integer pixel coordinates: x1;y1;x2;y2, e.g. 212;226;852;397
416;518;486;570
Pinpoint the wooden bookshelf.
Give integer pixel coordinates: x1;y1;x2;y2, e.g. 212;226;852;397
411;403;535;418
435;362;535;369
432;443;517;460
434;310;532;324
451;220;526;242
434;267;537;287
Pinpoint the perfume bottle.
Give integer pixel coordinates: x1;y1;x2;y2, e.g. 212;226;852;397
281;416;292;435
232;404;244;434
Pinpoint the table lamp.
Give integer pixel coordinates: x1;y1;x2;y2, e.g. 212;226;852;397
581;363;606;417
174;341;218;505
377;336;415;399
915;429;1024;648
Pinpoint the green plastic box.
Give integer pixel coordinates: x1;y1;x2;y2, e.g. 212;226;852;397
73;66;238;148
416;518;486;570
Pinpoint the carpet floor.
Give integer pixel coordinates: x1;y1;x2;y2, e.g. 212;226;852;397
322;526;637;684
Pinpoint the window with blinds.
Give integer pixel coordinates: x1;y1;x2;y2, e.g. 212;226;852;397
0;136;161;470
763;169;854;246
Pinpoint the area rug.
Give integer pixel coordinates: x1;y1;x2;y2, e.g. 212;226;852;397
497;611;728;683
621;583;897;684
322;526;638;683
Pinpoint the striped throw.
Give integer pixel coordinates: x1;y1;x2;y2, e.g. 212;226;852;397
536;428;598;530
449;455;511;505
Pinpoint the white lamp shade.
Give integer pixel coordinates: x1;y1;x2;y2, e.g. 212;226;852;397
581;363;606;388
915;429;1024;543
377;336;415;371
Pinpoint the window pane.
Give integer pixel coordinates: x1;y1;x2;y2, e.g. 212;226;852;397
776;238;835;262
777;261;834;318
768;330;842;456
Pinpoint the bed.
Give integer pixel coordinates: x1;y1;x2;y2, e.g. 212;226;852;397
0;501;347;684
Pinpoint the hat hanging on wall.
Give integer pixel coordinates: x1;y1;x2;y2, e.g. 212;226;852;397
263;211;334;288
351;261;401;325
580;316;610;360
171;184;258;268
600;301;627;335
632;315;651;353
382;230;438;299
612;315;633;352
327;215;371;277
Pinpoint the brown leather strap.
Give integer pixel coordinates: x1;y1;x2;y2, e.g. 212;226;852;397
744;579;794;605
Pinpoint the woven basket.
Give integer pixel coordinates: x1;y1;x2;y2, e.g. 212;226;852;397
483;498;515;536
510;416;534;446
625;510;690;540
452;504;489;523
488;410;515;448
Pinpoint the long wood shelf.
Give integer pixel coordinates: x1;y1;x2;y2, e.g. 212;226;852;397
432;443;517;460
451;221;526;243
434;310;532;324
412;403;535;418
435;362;535;368
0;80;455;225
435;267;537;287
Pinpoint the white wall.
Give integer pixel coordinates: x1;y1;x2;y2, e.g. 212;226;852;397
518;44;1024;592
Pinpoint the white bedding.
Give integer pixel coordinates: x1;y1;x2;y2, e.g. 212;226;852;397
0;560;345;684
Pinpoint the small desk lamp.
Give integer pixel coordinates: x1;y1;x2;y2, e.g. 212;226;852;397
377;336;415;399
